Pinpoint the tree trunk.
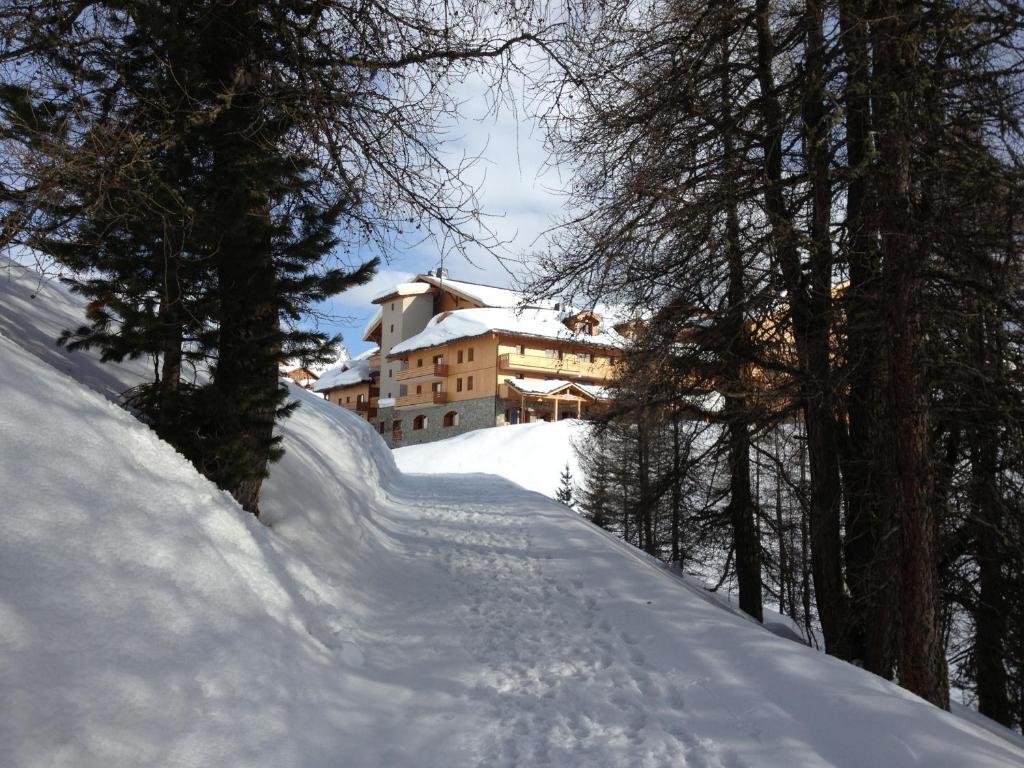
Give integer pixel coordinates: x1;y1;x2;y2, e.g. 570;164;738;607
671;416;682;564
754;0;850;656
206;0;280;517
874;0;949;709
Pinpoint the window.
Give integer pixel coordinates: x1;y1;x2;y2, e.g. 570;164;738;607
416;384;422;394
443;411;459;427
389;369;393;378
417;358;424;368
507;407;521;425
389;324;394;333
392;419;402;438
413;414;427;430
457;350;464;364
391;302;395;311
468;347;474;362
543;348;558;358
467;376;474;391
379;422;387;434
357;394;364;404
433;354;443;365
431;382;442;393
346;396;351;403
518;344;525;355
456;378;463;392
578;352;592;363
583;322;594;335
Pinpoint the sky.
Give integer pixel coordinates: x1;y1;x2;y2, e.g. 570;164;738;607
314;70;567;358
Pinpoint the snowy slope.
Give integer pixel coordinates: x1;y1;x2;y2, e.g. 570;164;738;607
3;265;1024;767
394;419;588;497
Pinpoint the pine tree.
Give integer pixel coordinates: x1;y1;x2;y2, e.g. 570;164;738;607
555;463;575;509
3;0;546;515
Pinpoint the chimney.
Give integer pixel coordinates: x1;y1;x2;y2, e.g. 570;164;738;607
435;267;449;278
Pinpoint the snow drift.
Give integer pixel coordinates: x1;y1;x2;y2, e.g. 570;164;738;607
2;261;1024;767
394;418;588;498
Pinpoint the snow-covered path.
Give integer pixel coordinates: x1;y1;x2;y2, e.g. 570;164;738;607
375;479;702;767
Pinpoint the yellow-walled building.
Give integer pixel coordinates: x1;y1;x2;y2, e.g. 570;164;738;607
321;270;625;447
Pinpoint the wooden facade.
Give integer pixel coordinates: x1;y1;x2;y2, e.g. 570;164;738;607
320;271;624;444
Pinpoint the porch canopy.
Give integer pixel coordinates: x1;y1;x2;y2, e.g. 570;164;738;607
501;379;609;420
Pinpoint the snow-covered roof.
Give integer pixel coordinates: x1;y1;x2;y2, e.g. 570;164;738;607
505;379;607;400
506;378;572;395
314;356;376;392
351;346;379;362
578;383;612;400
416;275;521;308
362;306;383;341
372;282;433;303
279;346;351;378
389;307;625;357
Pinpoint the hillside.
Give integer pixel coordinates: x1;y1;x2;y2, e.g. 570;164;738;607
2;262;1024;767
394;419;588;497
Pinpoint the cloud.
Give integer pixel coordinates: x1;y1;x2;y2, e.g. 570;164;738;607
307;62;566;354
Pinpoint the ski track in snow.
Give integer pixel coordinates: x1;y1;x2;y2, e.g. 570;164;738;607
389;481;744;768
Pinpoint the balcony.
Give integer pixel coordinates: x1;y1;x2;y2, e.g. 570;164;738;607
355;400;369;413
577;359;616;381
499;353;579;376
396;363;448;382
395;390;447;408
498;353;615;381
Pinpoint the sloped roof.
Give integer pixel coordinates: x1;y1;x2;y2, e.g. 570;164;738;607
362;306;383;341
280;346;351;378
416;274;566;311
389;307;625;357
372;282;433;304
505;378;605;400
314;351;378;392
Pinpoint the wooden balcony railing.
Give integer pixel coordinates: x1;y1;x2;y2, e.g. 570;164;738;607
499;352;576;375
395;390;447;408
498;352;616;382
392;430;403;442
396;363;448;381
356;400;369;412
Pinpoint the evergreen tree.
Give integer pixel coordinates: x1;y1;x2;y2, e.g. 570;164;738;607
2;0;546;515
555;463;575;509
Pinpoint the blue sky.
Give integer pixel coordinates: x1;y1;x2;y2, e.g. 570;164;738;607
312;71;564;357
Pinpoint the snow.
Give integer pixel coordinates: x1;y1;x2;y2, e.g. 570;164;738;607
362;305;383;340
372;281;432;302
313;357;374;392
505;377;575;394
417;274;540;308
578;382;612;399
395;420;589;498
390;306;625;356
0;261;152;401
312;347;379;391
3;261;1024;767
